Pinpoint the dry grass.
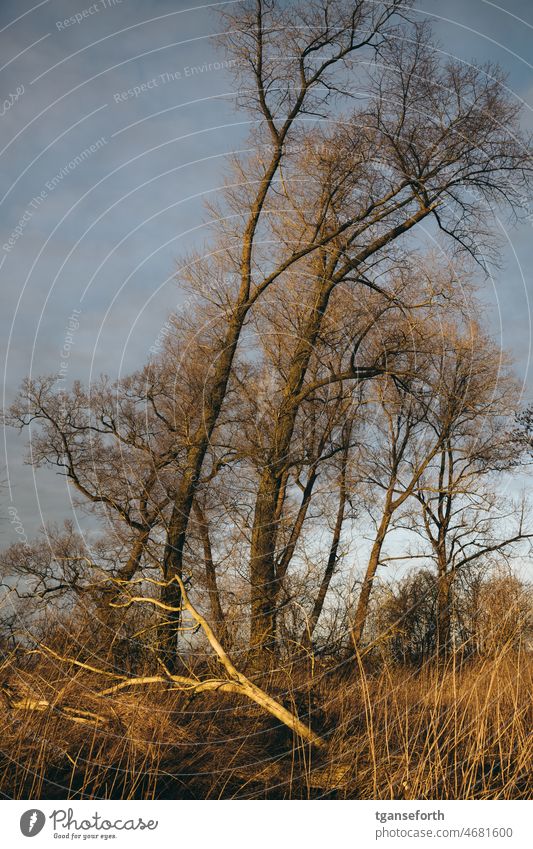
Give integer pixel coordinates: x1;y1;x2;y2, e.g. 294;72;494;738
0;644;531;799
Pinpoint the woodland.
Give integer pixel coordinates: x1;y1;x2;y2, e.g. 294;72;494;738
1;0;532;799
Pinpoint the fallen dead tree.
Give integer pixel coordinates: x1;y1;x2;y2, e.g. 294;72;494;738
2;688;109;727
106;574;325;749
13;575;324;748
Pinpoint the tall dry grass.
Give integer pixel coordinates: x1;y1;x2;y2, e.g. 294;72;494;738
0;641;531;799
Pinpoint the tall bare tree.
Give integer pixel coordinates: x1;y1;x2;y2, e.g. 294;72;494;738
409;325;530;654
6;2;533;670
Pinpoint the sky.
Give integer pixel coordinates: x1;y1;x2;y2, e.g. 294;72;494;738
1;0;533;546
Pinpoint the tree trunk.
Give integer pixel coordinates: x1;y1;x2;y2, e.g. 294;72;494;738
158;508;189;671
275;467;319;589
436;556;453;658
302;445;349;650
249;278;335;664
249;470;280;665
193;502;228;647
351;506;393;650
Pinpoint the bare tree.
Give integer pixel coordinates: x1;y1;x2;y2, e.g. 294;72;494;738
7;376;170;594
409;325;531;654
6;2;533;672
159;1;531;666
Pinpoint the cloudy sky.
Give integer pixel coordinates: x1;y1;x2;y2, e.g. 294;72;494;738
1;0;533;544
